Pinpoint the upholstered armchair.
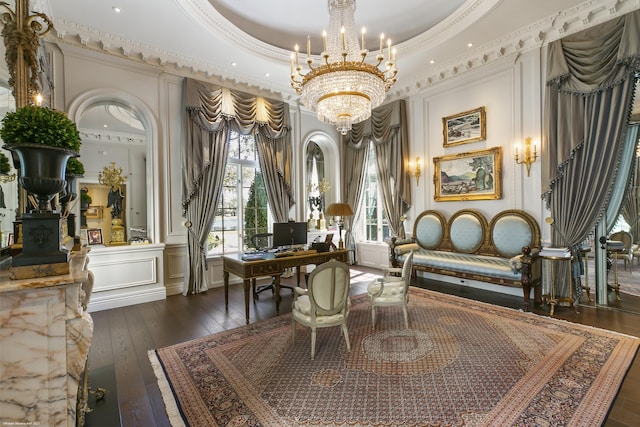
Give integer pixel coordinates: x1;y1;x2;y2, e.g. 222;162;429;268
367;251;414;329
291;259;351;360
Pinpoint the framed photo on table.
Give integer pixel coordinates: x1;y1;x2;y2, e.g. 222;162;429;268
86;228;103;245
433;147;502;201
442;106;486;147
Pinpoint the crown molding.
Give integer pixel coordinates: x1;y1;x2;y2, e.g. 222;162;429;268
393;0;640;99
31;0;640;104
79;129;146;146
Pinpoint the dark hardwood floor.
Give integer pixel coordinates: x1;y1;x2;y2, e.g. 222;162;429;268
85;266;640;427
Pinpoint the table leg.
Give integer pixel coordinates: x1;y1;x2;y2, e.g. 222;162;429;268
224;271;229;310
583;255;591;302
296;266;301;287
243;279;250;324
275;275;281;316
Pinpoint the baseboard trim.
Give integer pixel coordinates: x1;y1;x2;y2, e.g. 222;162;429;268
87;286;166;312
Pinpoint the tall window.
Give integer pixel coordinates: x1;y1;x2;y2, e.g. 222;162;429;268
208;132;269;255
363;142;389;242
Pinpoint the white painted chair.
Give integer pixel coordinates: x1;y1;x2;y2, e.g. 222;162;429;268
367;251;414;329
291;259;351;360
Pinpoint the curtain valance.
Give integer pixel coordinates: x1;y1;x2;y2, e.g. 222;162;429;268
182;78;292;210
547;12;640;93
343;101;403;148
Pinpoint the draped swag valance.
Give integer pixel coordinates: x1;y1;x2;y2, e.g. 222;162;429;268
341;100;410;239
181;77;293;212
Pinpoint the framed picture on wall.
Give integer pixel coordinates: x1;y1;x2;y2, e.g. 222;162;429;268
86;228;103;245
85;205;103;220
442;106;486;147
433;147;502;201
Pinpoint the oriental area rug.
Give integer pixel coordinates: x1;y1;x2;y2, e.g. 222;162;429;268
149;288;639;427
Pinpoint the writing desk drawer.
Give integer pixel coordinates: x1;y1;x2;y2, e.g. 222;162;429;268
249;264;281;276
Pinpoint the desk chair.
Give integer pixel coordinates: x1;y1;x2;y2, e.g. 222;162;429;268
250;232;294;301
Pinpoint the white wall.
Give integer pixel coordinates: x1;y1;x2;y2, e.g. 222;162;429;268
405;50;547;238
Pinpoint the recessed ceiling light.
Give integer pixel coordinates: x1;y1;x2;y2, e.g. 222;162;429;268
265;73;270;77
103;124;108;128
231;62;237;67
430;60;435;64
112;7;121;13
467;43;473;48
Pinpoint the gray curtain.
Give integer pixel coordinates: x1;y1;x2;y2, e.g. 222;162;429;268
543;11;640;299
182;78;293;295
343;100;411;239
340;136;368;264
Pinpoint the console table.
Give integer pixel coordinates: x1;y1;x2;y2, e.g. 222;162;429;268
223;249;348;324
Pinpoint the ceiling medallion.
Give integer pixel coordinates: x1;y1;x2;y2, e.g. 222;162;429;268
290;0;397;135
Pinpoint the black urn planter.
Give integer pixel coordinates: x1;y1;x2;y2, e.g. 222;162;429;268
6;143;78;212
5;144;78;268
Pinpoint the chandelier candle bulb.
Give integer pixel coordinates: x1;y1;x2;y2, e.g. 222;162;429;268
323;30;327;53
307;36;311;58
361;27;366;50
380;33;384;54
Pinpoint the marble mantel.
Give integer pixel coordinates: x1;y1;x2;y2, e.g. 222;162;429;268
0;248;93;426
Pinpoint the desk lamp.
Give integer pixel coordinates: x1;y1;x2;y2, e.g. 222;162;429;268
325;202;354;249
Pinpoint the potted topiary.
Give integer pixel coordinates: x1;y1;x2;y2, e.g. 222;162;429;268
80;189;92;210
61;157;85;208
1;105;82;270
1;105;81;212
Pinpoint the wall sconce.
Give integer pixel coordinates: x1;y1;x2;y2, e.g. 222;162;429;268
407;157;421;185
514;137;538;177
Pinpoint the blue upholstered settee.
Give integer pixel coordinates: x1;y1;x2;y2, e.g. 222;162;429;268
389;209;542;309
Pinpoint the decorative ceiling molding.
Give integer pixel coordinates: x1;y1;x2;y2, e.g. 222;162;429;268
79;129;146;146
398;0;501;54
32;0;640;103
46;19;287;99
395;0;640;98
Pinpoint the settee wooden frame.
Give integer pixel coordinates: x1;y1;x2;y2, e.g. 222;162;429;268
389;208;542;309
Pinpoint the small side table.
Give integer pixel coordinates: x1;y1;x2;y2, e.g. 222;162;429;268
540;253;576;316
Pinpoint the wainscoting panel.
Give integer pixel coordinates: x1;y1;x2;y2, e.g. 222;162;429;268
86;243;166;312
164;244;187;296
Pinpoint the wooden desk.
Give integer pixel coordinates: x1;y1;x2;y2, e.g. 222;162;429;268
223;249;348;324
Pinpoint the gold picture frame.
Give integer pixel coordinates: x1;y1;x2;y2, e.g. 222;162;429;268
433;147;502;201
443;106;486;147
85;205;103;220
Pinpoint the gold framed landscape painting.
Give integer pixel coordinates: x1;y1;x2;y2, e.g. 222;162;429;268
433;147;502;201
443;106;486;147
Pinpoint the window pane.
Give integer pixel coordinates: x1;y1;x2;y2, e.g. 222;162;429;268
208;131;269;256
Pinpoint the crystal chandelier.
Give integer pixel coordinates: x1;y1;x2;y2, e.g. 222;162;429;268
290;0;397;135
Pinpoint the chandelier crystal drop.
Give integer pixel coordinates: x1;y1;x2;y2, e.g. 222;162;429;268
290;0;397;135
